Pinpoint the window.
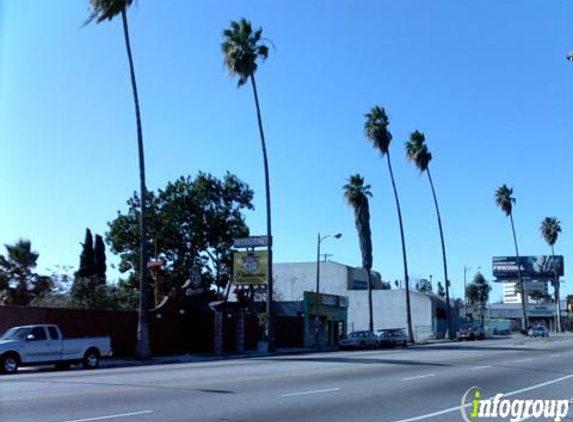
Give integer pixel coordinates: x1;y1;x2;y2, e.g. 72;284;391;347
47;327;59;340
29;327;47;341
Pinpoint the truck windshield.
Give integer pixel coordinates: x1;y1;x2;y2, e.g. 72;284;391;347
0;327;30;341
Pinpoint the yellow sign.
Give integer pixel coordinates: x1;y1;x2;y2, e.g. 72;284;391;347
233;250;268;285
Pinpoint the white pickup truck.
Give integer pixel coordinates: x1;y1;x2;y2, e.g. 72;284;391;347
0;324;112;374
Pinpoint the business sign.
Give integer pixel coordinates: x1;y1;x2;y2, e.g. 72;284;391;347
233;236;269;248
492;256;564;281
233;250;268;285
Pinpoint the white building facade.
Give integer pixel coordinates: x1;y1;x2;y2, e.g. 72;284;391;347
274;261;449;341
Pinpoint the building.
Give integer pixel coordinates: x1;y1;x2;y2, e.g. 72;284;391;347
488;301;567;331
274;261;458;341
503;281;549;304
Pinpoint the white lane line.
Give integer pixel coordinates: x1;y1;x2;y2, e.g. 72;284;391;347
401;374;435;381
516;358;533;363
280;387;341;397
385;373;573;422
471;365;492;371
550;354;561;358
48;410;153;422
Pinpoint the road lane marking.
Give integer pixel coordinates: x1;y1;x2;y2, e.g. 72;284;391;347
401;374;435;381
384;373;573;422
280;387;341;397
516;358;533;363
48;410;153;422
470;365;492;371
550;354;561;357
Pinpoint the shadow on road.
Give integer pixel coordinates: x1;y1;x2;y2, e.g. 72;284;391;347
261;356;450;367
410;344;539;352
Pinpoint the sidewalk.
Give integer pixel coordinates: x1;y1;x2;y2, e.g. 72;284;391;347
101;347;336;369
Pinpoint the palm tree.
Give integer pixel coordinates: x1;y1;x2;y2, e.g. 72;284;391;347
495;185;528;331
88;0;151;360
540;216;562;332
364;106;414;343
343;175;375;332
222;19;274;347
405;131;452;339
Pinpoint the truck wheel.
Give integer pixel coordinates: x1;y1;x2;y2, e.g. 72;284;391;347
1;354;19;374
82;349;100;369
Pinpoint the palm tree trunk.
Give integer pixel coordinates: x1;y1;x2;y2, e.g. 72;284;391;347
250;74;274;350
426;168;452;340
367;268;373;332
509;212;528;331
386;151;414;343
121;8;150;360
551;245;561;333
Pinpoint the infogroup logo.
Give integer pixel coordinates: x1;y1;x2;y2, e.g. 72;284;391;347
460;386;571;422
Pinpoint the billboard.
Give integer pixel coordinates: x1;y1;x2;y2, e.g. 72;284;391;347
492;256;564;281
233;250;268;285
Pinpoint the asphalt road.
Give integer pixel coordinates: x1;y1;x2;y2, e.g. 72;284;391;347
2;336;573;422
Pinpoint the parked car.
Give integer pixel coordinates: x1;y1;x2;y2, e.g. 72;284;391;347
0;324;112;374
339;330;379;350
456;323;485;341
528;325;549;338
378;328;408;348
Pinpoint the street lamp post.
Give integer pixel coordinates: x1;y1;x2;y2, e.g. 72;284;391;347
315;232;342;349
463;265;481;320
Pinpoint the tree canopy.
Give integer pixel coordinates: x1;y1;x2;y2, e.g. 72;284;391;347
0;239;52;305
107;172;254;299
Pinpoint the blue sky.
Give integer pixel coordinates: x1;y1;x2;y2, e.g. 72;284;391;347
1;1;572;302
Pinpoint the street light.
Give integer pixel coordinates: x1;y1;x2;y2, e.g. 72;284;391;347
315;232;342;349
464;265;481;320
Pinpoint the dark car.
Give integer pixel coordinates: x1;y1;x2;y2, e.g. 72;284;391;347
456;323;485;341
528;326;549;338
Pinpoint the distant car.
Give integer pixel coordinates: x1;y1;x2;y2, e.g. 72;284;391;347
339;331;379;350
457;323;485;341
378;328;408;348
528;326;549;338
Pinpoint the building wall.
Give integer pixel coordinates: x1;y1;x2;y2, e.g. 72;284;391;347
503;281;550;304
274;262;436;341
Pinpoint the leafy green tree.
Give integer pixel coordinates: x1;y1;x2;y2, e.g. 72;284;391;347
88;0;151;360
0;239;51;305
364;106;413;342
540;216;562;332
107;172;253;300
343;174;375;332
495;185;528;330
466;272;491;325
406;130;453;339
222;18;274;347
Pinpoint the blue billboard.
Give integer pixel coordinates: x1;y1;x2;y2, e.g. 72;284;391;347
492;256;564;281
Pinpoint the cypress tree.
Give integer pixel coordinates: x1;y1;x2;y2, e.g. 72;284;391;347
94;234;107;284
78;228;95;278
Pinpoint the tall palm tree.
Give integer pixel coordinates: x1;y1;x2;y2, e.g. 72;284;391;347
405;131;452;339
222;19;274;347
495;185;528;331
88;0;151;359
540;216;562;332
365;106;414;343
343;174;375;332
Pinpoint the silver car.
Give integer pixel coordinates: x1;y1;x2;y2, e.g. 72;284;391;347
339;330;379;350
378;328;408;348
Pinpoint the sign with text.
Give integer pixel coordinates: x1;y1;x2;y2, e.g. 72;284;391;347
233;250;268;285
492;255;564;281
233;236;269;248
